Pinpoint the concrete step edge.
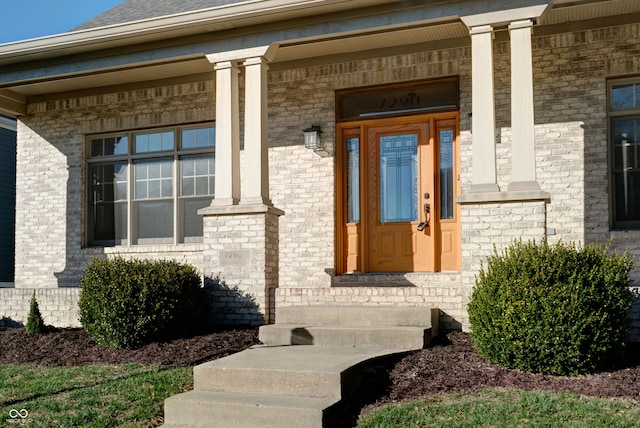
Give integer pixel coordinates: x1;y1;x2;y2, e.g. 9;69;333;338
259;324;430;348
163;390;339;428
274;306;437;327
192;346;411;397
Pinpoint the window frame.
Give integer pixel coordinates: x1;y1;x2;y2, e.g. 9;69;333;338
86;123;215;247
608;77;640;230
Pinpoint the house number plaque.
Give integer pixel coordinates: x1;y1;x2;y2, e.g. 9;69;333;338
219;249;250;268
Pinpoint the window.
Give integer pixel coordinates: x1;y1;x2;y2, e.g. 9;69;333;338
88;125;215;246
609;79;640;229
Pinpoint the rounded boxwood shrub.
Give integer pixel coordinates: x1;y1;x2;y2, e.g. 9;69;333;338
79;257;207;349
468;240;633;376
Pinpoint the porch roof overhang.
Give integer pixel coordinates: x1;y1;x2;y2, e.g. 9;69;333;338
0;0;638;116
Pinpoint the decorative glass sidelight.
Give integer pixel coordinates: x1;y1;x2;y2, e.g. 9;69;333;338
379;133;418;223
346;137;360;223
439;129;454;220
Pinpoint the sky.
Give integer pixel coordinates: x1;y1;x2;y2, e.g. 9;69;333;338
0;0;124;44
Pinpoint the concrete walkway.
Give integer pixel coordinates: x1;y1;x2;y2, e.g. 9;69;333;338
163;306;437;427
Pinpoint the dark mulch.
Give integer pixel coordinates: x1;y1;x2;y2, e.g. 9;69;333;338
0;326;259;366
1;327;639;404
384;332;640;404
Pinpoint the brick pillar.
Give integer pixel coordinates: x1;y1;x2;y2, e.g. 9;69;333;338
200;46;283;326
200;205;283;325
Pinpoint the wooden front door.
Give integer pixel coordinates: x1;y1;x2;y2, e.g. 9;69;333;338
366;122;434;272
338;115;460;274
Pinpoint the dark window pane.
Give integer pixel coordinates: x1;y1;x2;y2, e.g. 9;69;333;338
136;200;173;240
612;119;638;171
182;197;211;240
90;163;128;245
91;139;103;157
614;172;640;222
90;201;127;244
90;135;127;158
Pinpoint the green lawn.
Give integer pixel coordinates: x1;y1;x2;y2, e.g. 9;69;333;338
3;365;640;427
357;389;640;428
0;364;192;427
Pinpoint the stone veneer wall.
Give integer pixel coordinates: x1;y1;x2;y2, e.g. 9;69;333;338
2;21;640;339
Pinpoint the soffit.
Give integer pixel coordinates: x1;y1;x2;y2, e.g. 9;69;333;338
17;58;214;97
272;21;468;62
5;0;640;102
541;0;640;25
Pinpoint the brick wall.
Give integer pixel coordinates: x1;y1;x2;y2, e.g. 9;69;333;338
201;210;281;326
2;21;640;339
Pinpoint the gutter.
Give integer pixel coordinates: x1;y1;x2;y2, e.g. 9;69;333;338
0;0;389;62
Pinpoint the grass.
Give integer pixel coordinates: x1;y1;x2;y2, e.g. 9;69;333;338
0;364;192;427
3;366;640;428
357;388;640;428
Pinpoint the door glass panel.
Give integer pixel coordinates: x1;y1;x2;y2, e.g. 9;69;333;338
346;137;360;223
379;133;418;223
439;129;454;220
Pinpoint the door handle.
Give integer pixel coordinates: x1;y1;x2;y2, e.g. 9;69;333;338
417;203;430;231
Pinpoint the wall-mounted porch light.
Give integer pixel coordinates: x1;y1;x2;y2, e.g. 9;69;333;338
303;125;323;150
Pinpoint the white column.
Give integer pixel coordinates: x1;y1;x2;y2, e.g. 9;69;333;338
509;19;539;191
242;56;272;206
470;25;499;193
211;60;241;205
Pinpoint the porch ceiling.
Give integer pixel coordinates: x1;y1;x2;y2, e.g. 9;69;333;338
272;21;469;63
541;0;640;25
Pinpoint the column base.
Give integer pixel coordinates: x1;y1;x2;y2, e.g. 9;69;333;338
508;180;540;192
199;202;284;217
470;183;500;193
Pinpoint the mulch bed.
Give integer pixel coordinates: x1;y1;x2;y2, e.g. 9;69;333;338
385;332;640;404
0;326;259;366
1;327;639;404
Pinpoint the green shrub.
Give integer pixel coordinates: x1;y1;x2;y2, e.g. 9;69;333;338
25;292;46;334
78;257;207;349
468;240;633;376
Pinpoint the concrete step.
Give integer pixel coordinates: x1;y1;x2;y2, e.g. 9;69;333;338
163;390;339;428
271;305;438;328
192;345;409;399
259;305;438;349
162;306;439;427
259;324;430;348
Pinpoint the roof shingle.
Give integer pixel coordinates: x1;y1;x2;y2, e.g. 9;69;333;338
73;0;246;31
